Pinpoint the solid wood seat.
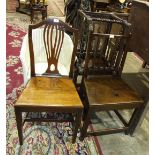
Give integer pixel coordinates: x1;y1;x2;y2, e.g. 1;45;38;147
84;76;143;108
16;77;82;107
14;18;83;145
81;75;144;139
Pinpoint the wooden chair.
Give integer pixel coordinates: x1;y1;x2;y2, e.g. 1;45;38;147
14;18;83;145
30;0;48;23
78;12;144;140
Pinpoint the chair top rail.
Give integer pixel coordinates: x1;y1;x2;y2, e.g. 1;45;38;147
29;18;78;33
78;9;131;26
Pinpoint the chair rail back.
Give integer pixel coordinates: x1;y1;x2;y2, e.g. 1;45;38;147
76;10;131;78
84;28;130;77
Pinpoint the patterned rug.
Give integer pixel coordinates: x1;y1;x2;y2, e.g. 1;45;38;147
6;19;103;155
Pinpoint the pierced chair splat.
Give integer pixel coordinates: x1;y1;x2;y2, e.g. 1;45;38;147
14;18;83;145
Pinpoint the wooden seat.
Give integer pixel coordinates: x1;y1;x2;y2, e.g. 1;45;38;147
84;76;143;108
14;18;83;145
78;12;144;140
16;77;82;107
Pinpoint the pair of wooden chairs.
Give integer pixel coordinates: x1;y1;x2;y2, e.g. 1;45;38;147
14;15;144;145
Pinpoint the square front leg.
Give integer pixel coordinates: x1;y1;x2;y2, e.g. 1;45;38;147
15;107;23;145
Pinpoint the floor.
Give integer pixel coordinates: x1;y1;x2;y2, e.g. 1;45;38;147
6;0;149;154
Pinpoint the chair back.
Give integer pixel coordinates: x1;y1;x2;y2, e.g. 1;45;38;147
28;18;78;78
79;11;131;78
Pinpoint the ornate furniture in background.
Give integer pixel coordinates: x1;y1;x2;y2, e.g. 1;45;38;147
30;0;48;23
16;0;48;23
91;0;111;12
73;10;129;86
14;18;83;145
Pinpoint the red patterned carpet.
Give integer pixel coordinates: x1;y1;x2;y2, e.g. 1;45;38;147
6;24;25;95
6;22;103;154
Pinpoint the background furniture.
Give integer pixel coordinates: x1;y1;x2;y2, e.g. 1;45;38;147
14;18;83;145
128;0;149;67
126;0;149;134
16;0;31;15
30;0;48;23
16;0;48;22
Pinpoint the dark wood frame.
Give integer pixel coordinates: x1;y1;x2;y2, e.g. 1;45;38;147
16;0;31;15
75;10;144;140
91;0;111;12
73;9;130;87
